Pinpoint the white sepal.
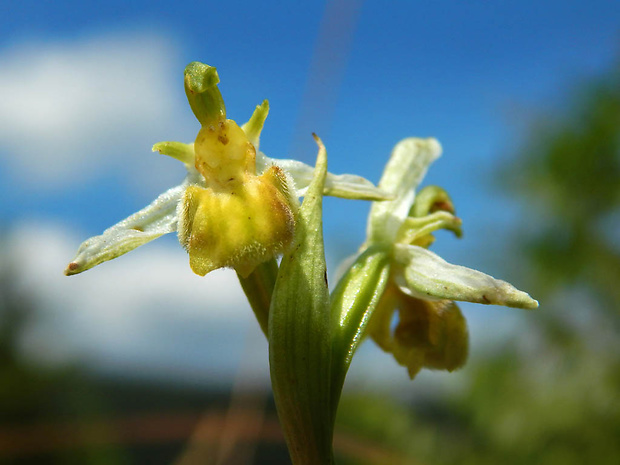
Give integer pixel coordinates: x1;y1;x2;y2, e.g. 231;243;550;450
367;138;442;244
393;243;539;310
65;167;203;276
65;185;182;275
257;152;390;201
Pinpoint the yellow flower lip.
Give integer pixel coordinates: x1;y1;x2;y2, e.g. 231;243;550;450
179;166;297;278
368;285;469;379
178;115;298;277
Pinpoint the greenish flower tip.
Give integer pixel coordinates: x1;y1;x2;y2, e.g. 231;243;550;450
184;61;221;93
64;61;389;277
343;137;538;379
184;62;226;126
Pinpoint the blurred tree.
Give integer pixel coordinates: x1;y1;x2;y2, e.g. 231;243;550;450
446;59;620;464
0;235;129;464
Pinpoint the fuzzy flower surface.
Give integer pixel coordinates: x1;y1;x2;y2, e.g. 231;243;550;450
64;62;388;278
338;138;538;379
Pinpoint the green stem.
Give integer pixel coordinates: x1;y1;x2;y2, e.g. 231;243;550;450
236;259;278;337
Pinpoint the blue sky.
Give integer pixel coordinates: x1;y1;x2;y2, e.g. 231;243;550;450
1;0;618;389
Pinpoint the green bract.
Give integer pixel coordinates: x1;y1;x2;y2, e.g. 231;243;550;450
269;135;334;464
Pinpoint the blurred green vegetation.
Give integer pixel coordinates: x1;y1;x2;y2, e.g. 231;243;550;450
0;241;130;464
0;237;291;464
336;61;620;464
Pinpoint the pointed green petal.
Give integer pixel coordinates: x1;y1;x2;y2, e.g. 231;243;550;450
241;100;269;150
257;153;391;201
152;141;194;165
393;243;539;309
397;211;462;245
367;138;442;244
268;134;334;464
64;184;184;276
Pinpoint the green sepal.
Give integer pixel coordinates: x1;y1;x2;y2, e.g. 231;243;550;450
268;134;333;464
393;243;539;309
329;246;391;410
236;258;278;337
184;61;226;125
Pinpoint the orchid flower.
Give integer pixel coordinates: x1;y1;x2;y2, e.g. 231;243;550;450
64;62;389;278
331;138;538;380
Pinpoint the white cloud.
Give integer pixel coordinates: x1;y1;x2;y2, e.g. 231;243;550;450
0;30;195;191
5;220;263;384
